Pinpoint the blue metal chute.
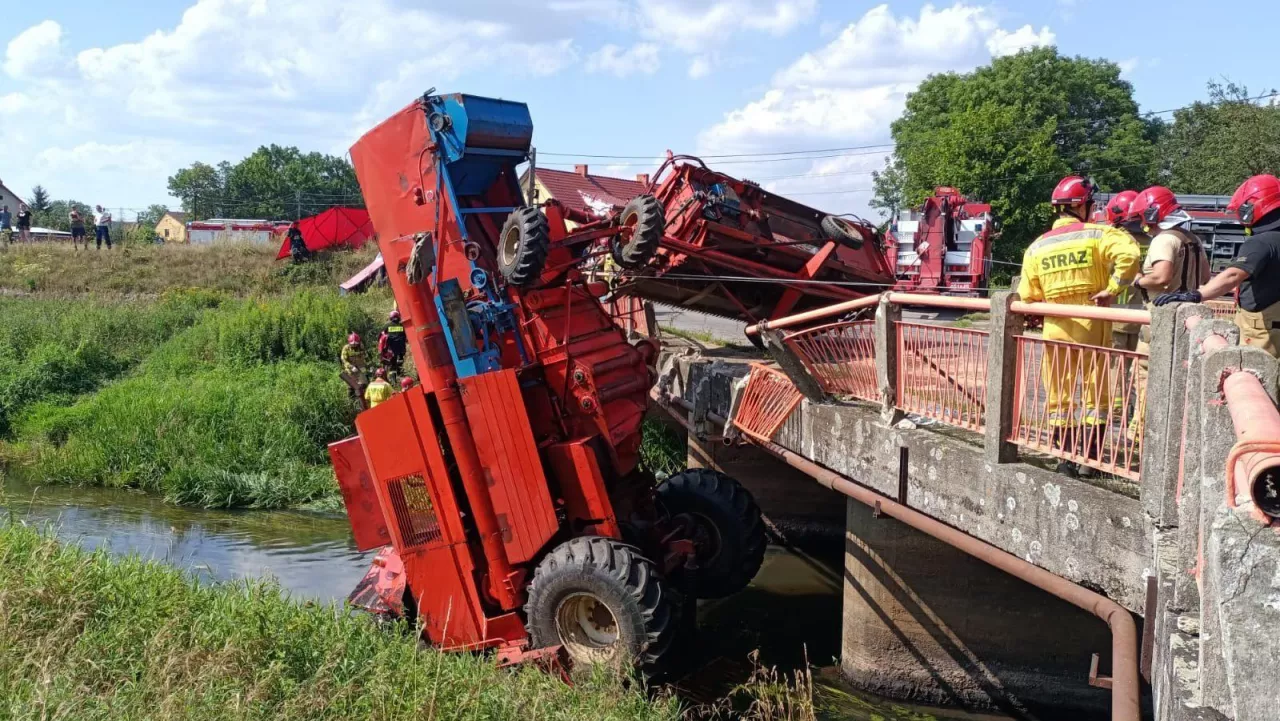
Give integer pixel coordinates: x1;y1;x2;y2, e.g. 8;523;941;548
429;93;533;197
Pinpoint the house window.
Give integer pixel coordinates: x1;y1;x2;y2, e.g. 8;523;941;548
164;229;170;238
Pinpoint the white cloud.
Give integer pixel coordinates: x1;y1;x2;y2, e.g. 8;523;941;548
4;20;67;78
634;0;816;52
986;24;1055;57
697;3;1056;216
585;43;660;77
1116;57;1139;77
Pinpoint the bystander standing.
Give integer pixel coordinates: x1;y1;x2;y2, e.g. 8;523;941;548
94;205;112;250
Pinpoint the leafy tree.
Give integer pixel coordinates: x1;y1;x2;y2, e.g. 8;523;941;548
880;47;1162;260
1162;81;1280;195
869;157;908;220
28;185;51;213
166;162;225;221
168;146;361;221
136;204;170;228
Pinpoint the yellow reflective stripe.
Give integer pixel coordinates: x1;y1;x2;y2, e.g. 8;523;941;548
387;325;404;333
1029;228;1103;251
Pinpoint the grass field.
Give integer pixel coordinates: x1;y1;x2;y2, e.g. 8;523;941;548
0;523;680;721
0;242;378;296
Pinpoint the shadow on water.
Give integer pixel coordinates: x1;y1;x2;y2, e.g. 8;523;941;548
1;478;1007;720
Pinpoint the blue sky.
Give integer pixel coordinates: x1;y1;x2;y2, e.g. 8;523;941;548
1;0;1275;220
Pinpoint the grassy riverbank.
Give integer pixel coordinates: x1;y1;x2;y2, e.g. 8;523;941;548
0;290;379;509
0;523;679;721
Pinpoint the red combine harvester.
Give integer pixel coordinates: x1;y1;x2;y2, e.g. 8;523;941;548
329;91;766;667
883;187;994;295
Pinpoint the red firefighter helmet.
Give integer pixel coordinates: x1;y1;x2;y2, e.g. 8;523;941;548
1051;176;1096;208
1131;186;1182;226
389;310;401;323
374;367;387;380
400;377;414;390
1228;174;1280;226
1106;190;1139;225
347;332;361;345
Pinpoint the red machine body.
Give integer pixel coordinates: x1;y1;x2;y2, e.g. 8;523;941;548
883;187;994;295
327;94;760;666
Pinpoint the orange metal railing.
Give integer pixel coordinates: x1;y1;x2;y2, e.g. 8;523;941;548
1009;336;1144;480
896;322;990;432
732;364;804;443
1205;299;1237;320
785;320;878;401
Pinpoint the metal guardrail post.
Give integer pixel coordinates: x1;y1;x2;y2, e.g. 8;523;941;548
761;327;827;404
984;291;1022;463
874;295;904;424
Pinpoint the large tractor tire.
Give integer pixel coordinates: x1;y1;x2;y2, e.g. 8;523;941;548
525;536;673;667
657;469;766;599
498;206;550;287
820;214;866;250
612;194;664;270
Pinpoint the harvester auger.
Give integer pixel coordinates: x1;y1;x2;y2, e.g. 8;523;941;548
328;91;767;667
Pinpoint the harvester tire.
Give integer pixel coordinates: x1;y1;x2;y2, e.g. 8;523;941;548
498;206;550;287
820;215;866;250
525;536;673;667
657;469;766;599
612;194;664;270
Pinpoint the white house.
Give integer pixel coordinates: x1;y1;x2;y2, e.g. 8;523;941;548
0;177;21;214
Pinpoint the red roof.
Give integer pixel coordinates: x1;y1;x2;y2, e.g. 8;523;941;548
533;167;647;217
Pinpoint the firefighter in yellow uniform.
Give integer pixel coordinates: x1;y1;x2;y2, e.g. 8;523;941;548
364;368;395;408
1018;177;1141;475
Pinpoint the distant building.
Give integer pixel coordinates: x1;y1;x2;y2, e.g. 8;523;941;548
0;177;21;212
520;165;648;228
155;211;189;243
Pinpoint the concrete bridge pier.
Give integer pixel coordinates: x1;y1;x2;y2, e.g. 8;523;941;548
841;498;1114;717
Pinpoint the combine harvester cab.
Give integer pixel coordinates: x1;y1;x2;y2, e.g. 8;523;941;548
884;187;994;295
327;92;766;667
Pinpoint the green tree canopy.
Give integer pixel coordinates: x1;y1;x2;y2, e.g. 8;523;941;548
167;147;362;221
1162;81;1280;195
32;200;94;232
879;47;1162;260
28;185;51;213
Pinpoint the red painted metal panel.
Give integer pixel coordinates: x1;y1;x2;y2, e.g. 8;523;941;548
459;370;559;564
328;435;391;552
354;389;487;646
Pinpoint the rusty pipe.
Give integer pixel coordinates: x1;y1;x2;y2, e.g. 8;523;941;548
648;388;727;429
1223;371;1280;520
1009;300;1150;326
887;292;990;311
751;439;1141;721
746;294;882;335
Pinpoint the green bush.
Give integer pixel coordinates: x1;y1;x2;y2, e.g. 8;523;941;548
16;363;352;508
0;524;679;721
0;291;220;435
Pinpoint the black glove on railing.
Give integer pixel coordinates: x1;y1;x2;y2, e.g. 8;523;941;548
1153;289;1202;307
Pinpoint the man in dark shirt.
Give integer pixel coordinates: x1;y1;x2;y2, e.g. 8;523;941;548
1155;174;1280;356
379;310;408;377
0;205;10;244
15;204;32;244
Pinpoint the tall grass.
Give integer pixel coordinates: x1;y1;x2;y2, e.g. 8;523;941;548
1;290;380;509
0;523;680;721
0;242;379;296
0;291;221;435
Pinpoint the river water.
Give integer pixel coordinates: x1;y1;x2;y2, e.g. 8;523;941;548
0;477;1003;721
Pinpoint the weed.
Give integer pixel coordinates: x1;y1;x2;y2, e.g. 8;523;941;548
641;418;686;478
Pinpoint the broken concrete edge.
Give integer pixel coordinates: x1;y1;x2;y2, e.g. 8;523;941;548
1196;345;1280;721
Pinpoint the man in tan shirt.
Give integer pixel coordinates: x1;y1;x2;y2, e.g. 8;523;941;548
1127;186;1210;438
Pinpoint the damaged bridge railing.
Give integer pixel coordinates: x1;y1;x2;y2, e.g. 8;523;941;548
743;291;1151;481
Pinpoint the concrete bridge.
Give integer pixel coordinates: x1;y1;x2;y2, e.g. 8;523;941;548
653;292;1280;721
